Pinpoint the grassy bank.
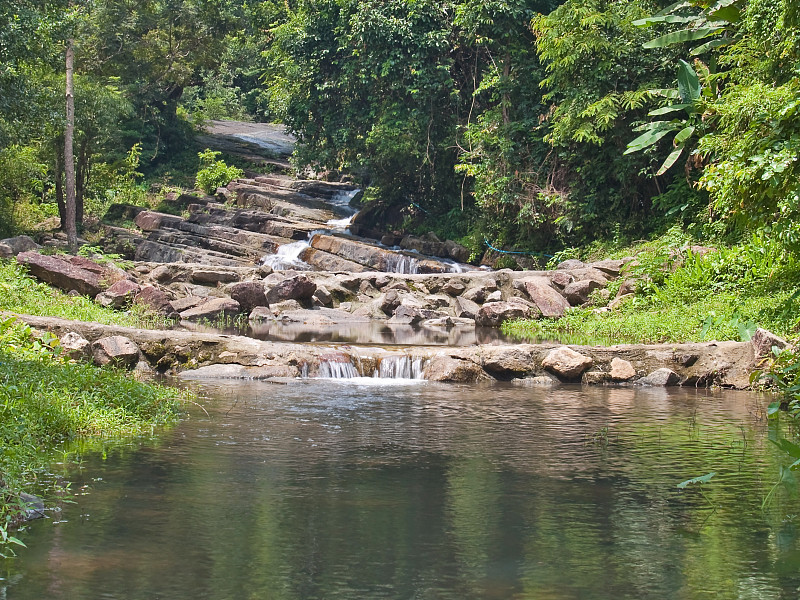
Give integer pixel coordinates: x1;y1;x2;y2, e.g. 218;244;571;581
0;262;185;557
504;230;800;346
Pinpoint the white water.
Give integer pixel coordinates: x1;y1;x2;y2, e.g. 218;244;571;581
374;355;426;380
315;355;427;382
383;254;420;275
260;239;312;270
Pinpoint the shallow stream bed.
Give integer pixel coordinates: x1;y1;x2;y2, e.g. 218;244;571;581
2;381;799;599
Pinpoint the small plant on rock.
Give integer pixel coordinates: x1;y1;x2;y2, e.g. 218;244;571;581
195;149;243;195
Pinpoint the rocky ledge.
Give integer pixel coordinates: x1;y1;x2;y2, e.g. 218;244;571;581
7;313;781;389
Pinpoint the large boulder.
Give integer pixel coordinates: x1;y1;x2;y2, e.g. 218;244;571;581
751;328;789;358
0;235;40;258
454;296;480;320
266;274;317;304
609;357;636;381
520;277;571;318
542;346;593;379
17;251;107;297
179;297;241;322
92;336;141;368
423;355;491;383
562;279;603;306
225;281;268;314
474;301;531;328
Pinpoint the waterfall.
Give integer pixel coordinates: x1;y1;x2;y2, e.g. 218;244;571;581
374;356;426;380
383;254;420;275
318;359;360;379
260;239;312;270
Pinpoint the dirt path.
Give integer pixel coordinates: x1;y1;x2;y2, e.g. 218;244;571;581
196;120;295;169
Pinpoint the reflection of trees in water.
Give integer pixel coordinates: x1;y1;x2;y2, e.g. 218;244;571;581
7;385;799;599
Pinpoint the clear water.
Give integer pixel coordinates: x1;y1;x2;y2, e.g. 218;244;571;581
3;382;800;600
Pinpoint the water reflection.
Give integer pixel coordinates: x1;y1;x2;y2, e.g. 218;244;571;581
186;320;517;346
3;383;799;600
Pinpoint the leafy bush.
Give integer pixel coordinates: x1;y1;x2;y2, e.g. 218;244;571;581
195;149;243;194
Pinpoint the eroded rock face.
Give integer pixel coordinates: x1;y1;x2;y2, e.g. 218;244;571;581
751;328;789;358
266;274;317;303
542;346;593;379
0;235;40;258
179;297;240;322
475;302;531;328
423;355;490;382
225;281;268;314
17;252;107;297
520;277;571;318
135;285;179;318
92;336;140;368
639;368;681;386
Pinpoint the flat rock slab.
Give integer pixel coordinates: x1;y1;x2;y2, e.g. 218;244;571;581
17;252;108;297
7;313;758;388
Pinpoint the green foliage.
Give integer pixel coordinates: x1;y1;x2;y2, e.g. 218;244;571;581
0;315;183;556
0;145;48;237
195;149;244;194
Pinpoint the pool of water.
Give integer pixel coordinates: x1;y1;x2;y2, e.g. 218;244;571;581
3;381;799;599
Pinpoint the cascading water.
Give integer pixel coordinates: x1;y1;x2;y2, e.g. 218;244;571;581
260;239;312;270
325;189;360;233
374;356;426;380
318;360;360;379
383;254;421;275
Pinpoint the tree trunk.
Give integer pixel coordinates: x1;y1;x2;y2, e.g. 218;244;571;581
64;39;77;251
54;144;65;226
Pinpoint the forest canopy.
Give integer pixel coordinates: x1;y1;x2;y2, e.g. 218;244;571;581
1;0;798;259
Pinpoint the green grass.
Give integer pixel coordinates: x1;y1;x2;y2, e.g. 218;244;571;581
0;260;170;329
0;264;187;556
505;230;800;346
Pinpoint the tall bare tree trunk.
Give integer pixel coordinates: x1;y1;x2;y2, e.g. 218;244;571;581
64;39;77;251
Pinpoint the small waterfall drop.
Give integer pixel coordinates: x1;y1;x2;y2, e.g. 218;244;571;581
260;239;312;270
383;254;420;275
318;359;360;379
374;356;426;380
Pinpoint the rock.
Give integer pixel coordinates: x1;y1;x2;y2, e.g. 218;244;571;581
225;281;268;313
60;332;91;360
249;306;273;321
0;235;40;258
563;279;604;306
462;286;487;304
583;371;608;385
313;285;333;307
134;210;184;232
389;304;426;325
19;492;45;520
542;347;593;379
485;290;503;303
589;259;625;276
352;301;389;320
191;268;241;285
95;280;141;309
474;302;531;328
568;267;609;286
179;297;241;322
556;259;585;270
135;285;179;318
609;357;636;381
547;271;574;290
17;251;107;297
639;368;681;386
751;328;789;358
442;281;466;296
378;289;401;314
266;274;317;303
454;296;480;320
170;295;205;313
608;293;633;311
521;277;571;318
92;336;141;368
616;279;638;298
271;299;304;316
423;356;491;383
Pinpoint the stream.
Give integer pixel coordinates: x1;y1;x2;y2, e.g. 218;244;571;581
3;381;800;599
